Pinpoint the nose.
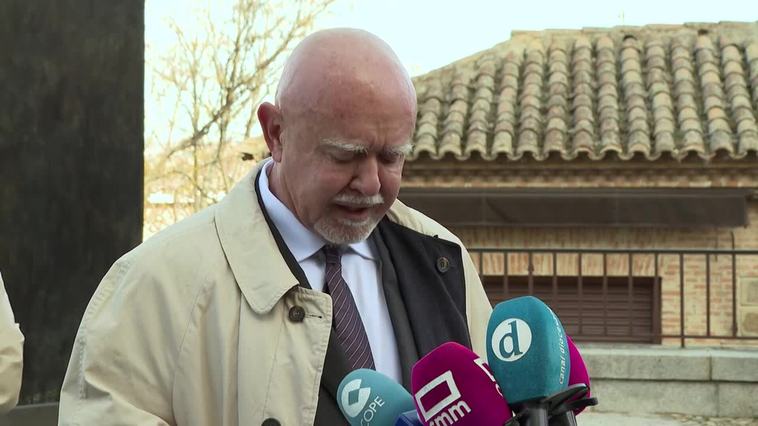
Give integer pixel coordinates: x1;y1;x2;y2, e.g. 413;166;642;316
349;157;381;196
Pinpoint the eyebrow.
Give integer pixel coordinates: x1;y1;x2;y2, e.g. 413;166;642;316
320;138;414;156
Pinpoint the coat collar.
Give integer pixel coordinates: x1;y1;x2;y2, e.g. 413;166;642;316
215;160;300;314
256;159;376;263
213;159;435;314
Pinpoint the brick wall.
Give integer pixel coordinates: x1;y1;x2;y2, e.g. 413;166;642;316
402;163;758;346
448;203;758;346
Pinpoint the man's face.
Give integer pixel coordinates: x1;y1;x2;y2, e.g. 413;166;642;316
277;103;414;245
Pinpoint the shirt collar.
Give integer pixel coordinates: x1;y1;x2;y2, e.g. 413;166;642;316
258;159;376;262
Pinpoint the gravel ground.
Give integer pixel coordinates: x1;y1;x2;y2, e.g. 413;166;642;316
667;414;758;425
579;412;758;425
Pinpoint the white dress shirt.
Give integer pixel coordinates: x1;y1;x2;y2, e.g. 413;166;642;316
258;160;402;383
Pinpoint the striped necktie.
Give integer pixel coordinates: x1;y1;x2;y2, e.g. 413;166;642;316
323;245;375;370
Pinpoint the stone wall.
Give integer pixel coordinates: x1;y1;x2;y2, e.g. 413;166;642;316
0;0;144;402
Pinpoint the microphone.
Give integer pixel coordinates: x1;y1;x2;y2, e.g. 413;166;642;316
566;335;593;415
548;336;598;426
337;369;416;426
486;296;570;426
411;341;514;426
394;410;424;426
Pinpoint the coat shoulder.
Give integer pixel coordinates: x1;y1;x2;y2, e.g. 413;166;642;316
109;206;231;312
387;199;464;247
132;207;225;274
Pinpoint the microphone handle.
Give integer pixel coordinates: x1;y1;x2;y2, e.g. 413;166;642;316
523;405;549;426
548;412;578;426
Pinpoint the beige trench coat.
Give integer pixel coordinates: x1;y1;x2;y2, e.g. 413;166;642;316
59;161;492;425
0;272;24;414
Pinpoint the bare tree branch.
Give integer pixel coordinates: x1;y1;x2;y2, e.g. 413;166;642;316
144;0;336;232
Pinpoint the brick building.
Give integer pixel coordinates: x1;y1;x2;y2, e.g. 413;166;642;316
401;22;758;346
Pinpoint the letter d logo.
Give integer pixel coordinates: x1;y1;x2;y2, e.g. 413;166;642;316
491;318;532;362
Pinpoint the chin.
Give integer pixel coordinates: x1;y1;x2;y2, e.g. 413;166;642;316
314;216;380;245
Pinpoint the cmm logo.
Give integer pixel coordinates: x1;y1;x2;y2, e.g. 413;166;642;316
491;318;532;362
414;371;472;426
341;379;371;418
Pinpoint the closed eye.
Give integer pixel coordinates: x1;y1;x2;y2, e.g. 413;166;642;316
379;151;404;164
330;151;356;163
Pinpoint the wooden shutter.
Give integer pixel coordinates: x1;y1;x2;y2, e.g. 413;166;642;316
483;276;661;343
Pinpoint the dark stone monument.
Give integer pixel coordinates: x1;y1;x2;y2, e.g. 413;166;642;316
0;0;144;404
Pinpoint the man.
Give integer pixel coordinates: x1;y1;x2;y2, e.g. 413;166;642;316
0;272;24;414
60;28;491;425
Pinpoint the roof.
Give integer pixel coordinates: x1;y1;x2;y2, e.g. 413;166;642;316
410;22;758;162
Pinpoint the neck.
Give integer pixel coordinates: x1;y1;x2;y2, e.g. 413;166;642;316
267;162;310;233
267;163;292;212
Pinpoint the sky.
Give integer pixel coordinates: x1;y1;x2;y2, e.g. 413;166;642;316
144;0;754;143
146;0;755;78
314;0;753;76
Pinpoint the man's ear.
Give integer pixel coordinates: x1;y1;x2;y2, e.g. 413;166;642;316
257;102;284;162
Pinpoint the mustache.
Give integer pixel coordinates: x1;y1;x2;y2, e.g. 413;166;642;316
332;193;384;207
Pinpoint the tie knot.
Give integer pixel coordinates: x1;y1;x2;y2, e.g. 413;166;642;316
322;245;342;265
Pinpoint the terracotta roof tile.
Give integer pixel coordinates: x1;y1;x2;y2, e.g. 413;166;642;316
410;22;758;161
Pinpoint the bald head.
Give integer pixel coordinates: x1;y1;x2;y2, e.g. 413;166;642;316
257;29;417;244
275;28;416;119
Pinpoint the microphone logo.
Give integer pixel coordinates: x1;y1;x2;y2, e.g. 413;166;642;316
340;379;371;418
491;318;532;362
414;371;472;425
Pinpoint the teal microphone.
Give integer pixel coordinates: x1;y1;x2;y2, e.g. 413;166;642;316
486;296;570;425
337;369;416;426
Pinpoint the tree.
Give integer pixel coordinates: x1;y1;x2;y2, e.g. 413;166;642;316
144;0;336;236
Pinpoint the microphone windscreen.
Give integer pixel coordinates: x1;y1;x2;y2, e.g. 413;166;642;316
486;296;570;405
337;369;416;426
566;335;591;414
411;341;513;426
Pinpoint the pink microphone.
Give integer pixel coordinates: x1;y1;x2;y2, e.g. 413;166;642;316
411;342;515;426
566;335;591;415
546;335;598;425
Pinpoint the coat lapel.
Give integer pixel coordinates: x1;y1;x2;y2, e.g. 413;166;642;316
370;230;418;390
217;164;330;424
253;169;350;426
375;219;473;358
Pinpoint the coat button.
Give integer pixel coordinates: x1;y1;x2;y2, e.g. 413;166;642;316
436;256;451;273
262;418;280;426
288;305;305;322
